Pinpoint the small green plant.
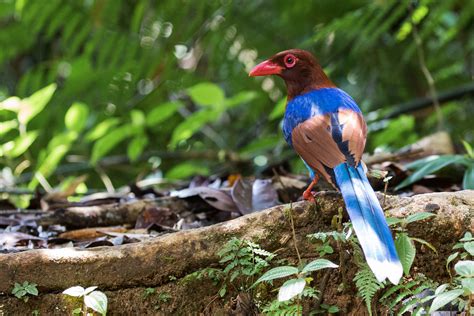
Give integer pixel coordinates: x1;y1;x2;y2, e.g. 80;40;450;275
396;140;474;190
63;286;107;316
11;281;38;302
216;237;275;297
253;258;338;302
154;292;172;310
142;287;156;299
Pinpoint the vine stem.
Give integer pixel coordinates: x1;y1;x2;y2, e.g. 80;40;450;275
410;4;445;131
288;203;302;266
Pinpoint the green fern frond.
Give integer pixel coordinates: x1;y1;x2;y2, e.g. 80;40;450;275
353;263;385;316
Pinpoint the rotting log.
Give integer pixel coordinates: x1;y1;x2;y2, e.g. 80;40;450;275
0;190;473;315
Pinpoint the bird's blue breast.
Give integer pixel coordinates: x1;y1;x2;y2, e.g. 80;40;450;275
282;88;361;146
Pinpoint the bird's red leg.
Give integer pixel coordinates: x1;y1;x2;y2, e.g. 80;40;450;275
302;174;320;201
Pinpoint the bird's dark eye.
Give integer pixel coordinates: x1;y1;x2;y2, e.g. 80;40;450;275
284;54;297;68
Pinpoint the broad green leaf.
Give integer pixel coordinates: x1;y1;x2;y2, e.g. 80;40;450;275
460;232;473;242
85;118;120;141
396;155;466;190
187;82;224;107
65;102;89;132
386;217;403;227
166;162;209;179
84;291;107;315
127;135;148;162
462;166;474;189
395;233;416;275
254;266;298;285
434;284;449;295
464;241;474;256
83;286;98;296
0;120;17;135
446;252;459;273
278;278;306;302
25;285;38;296
454;260;474;277
2;131;38;158
169;109;219;147
405;212;436;224
301;259;338;274
91;125;133;164
224;91;257;108
146;101;181;127
63;286;85;297
269;98;286;120
130;109;146;127
18;84;56;125
461;278;474;293
428;289;463;313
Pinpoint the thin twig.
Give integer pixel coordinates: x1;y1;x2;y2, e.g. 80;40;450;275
410;4;445;130
95;166;115;193
288;203;302;265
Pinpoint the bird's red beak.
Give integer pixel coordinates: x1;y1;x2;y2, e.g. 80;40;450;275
249;60;283;77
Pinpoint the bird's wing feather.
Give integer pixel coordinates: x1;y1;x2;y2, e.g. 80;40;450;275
291;109;367;185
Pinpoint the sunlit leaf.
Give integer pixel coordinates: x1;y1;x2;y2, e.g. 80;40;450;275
18;83;56;125
91;125;133;164
187;82;224;107
464;242;474;256
0;120;18;135
428;289;463;313
65;102;89;132
405;212;436;224
166;162;209;179
2;131;38;158
131;109;146;127
224;91;257;108
301;259;338;274
396;155;466;190
395;233;416;275
63;286;85;297
461;278;474;293
278;278;306;302
169;109;219;147
85;118;120;141
84;291;107;315
253;266;298;285
127;135;148;162
454;260;474;277
146;101;181;127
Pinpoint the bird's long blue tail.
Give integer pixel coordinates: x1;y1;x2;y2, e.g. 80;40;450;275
334;163;403;284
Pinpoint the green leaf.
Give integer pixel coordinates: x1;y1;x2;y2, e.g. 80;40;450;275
386;217;403;227
65;102;89;132
187;82;225;107
269;98;286;120
84;291;107;315
454;260;474;277
146;101;181;127
224;91;257;108
464;241;474;256
91;125;133;164
63;286;85;297
462;140;473;158
25;284;38;296
83;286;98;296
428;289;463;313
446;252;459;273
169;109;219;147
18;83;56;125
130;110;146;127
0;120;18;135
301;259;338;274
395;233;416;275
253;266;298;285
278;278;306;302
396;155;466;190
166;162;209;179
411;237;437;254
127;135;148;162
85;118;120;141
239;135;280;155
2;131;38;158
462;166;474;190
405;212;436;224
461;278;474;293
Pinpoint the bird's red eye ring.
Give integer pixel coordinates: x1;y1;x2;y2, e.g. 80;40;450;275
284;54;297;68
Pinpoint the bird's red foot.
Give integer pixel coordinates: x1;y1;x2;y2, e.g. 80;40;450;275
302;175;320;202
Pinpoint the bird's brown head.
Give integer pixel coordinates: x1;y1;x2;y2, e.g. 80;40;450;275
249;49;335;100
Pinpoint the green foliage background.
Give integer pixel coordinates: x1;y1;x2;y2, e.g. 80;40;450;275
0;0;473;191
